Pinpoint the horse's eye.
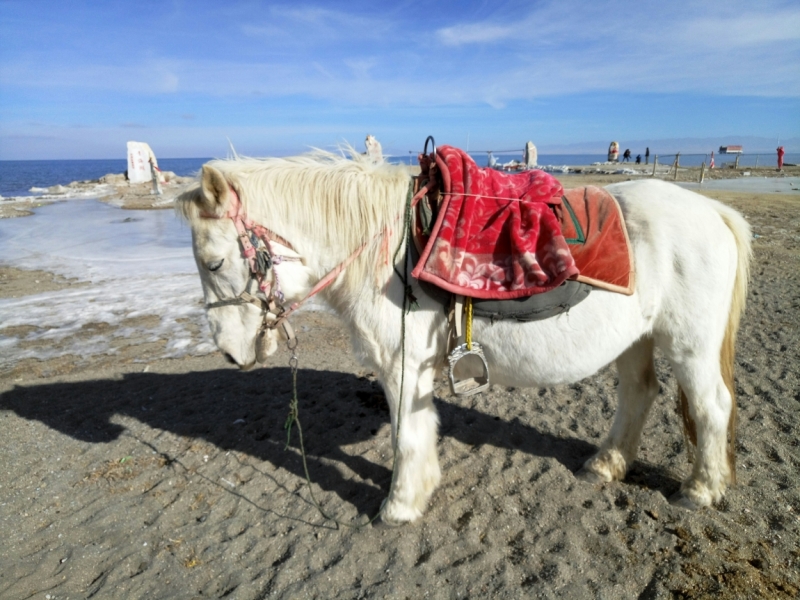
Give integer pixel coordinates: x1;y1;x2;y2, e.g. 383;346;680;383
207;259;224;272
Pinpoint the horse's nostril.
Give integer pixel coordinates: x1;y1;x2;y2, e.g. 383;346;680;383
223;353;237;365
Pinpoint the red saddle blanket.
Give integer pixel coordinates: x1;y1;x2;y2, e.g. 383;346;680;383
411;146;634;298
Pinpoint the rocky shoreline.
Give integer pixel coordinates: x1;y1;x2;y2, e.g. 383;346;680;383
0;171;196;218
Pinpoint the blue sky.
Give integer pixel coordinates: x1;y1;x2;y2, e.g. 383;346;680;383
1;0;799;159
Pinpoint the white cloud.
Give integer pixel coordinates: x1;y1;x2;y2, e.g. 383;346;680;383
681;10;800;46
438;23;515;46
426;1;800;100
344;58;378;79
242;5;396;45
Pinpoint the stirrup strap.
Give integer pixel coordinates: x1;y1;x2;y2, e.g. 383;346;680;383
454;295;464;340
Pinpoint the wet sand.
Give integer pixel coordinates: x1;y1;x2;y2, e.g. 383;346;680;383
1;174;799;599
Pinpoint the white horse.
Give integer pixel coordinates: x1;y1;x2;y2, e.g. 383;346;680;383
177;151;751;525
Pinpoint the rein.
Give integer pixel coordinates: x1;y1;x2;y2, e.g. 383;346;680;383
283;184;417;529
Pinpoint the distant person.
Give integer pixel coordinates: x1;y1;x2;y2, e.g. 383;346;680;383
645;147;650;164
622;149;632;162
710;150;715;169
777;146;785;170
635;154;641;164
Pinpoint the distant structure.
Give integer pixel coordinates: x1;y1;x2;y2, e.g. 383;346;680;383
127;142;164;184
524;141;538;168
365;134;383;164
608;141;619;162
719;145;743;154
149;157;162;195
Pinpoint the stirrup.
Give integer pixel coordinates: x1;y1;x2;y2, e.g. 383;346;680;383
447;341;490;396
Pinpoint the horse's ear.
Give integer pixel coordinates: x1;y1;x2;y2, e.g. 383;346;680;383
199;165;230;213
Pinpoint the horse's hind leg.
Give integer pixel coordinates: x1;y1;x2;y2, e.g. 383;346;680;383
580;336;659;482
380;363;441;525
668;355;733;509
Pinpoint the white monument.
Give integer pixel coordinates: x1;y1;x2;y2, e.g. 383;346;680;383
524;141;538;168
127;141;163;184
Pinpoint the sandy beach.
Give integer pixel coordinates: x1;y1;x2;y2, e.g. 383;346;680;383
1;168;799;599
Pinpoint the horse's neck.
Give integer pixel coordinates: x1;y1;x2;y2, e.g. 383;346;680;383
323;226;402;298
247;163;411;315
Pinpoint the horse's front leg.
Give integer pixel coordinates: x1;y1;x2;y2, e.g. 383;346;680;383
380;362;441;525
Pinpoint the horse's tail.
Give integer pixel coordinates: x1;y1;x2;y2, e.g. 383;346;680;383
679;202;752;485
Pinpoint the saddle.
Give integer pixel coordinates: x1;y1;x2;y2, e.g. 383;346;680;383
411;145;634;306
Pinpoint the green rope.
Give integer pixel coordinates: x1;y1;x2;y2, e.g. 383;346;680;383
282;182;415;529
393;185;418;312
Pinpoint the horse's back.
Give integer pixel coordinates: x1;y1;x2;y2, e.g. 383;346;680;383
605;179;748;354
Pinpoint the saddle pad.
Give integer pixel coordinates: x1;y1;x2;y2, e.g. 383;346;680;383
411;146;579;300
558;186;635;295
472;279;591;322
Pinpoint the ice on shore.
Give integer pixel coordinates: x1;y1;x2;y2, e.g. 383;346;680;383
0;199;211;369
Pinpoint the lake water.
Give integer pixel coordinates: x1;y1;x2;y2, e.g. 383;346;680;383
0;158;210;198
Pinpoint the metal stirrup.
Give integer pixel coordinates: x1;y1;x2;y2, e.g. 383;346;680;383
447;296;490;396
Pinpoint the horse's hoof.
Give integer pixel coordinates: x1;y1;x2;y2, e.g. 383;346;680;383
576;467;607;484
669;491;703;510
378;498;405;527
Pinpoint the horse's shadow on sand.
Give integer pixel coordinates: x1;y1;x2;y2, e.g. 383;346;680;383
0;367;680;517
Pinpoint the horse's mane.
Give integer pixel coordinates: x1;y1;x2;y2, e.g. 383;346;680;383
177;148;413;263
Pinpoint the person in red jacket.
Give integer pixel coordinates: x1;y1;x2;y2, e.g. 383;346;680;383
777;146;785;170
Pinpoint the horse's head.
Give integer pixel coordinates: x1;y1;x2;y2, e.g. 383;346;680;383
178;164;313;370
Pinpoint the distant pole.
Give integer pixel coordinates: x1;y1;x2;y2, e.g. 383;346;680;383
700;161;706;184
755;155;759;168
652;155;658;177
735;154;740;169
672;155;679;180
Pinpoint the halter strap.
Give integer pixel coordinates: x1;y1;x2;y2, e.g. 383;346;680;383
269;240;368;330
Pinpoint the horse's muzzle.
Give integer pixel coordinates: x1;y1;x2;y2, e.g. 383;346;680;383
223;352;257;371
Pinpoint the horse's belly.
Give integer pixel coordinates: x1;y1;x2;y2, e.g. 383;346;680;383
473;290;647;387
